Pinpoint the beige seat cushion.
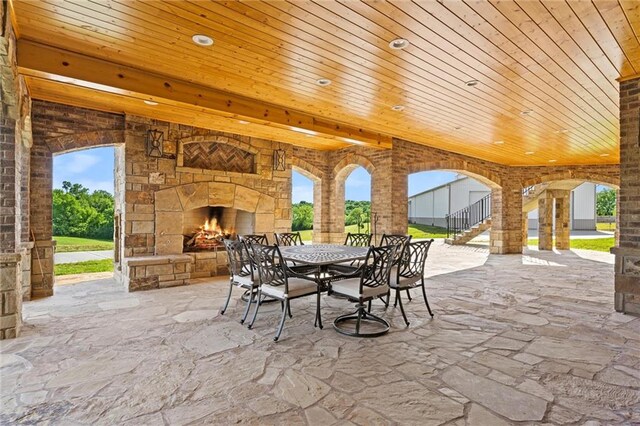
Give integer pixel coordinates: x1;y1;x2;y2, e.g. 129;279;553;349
389;267;421;289
331;278;389;300
260;278;318;299
233;274;255;288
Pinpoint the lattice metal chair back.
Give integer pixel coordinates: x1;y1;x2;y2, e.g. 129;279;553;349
220;239;258;324
274;232;304;246
248;243;321;341
238;234;269;245
392;239;435;326
344;232;372;247
330;244;397;337
378;234;412;306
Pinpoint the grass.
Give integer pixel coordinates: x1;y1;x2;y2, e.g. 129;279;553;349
53;236;114;252
297;223;448;242
527;237;614;252
55;259;114;276
596;222;616;231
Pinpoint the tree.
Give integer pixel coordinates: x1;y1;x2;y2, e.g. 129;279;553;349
347;207;367;232
292;201;314;231
596;189;616;216
53;181;114;239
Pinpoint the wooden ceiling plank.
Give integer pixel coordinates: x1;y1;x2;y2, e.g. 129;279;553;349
591;0;640;75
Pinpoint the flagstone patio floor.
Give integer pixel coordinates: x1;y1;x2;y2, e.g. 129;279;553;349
2;242;640;425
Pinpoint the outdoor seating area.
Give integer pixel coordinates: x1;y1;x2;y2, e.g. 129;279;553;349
2;1;640;424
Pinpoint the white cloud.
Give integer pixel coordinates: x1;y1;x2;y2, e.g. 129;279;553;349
292;185;314;203
55;152;101;174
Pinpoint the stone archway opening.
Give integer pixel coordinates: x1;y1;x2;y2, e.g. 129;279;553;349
334;164;372;242
291;166;319;243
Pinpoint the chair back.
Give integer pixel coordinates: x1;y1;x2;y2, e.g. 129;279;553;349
223;239;252;279
397;239;434;280
359;245;397;293
239;234;269;245
379;234;412;265
275;232;304;246
344;232;372;247
249;243;288;293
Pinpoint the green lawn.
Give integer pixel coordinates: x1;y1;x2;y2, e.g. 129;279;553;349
297;223;447;242
596;222;616;231
527;237;614;252
55;259;114;276
53;236;114;253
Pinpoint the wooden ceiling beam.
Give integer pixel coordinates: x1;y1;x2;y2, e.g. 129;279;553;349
17;39;392;149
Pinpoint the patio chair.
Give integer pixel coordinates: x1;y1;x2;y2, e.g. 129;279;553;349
238;234;269;245
345;232;372;247
391;239;435;326
274;232;304;246
378;234;412;305
330;244;397;337
221;239;258;324
248;243;322;341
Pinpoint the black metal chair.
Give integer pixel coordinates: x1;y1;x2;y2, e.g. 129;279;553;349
379;234;412;306
274;232;304;246
238;234;269;245
330;244;397;338
248;243;322;341
391;239;435;326
345;232;372;247
221;239;258;324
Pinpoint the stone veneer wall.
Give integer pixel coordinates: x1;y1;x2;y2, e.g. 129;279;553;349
614;76;640;315
119;116;290;291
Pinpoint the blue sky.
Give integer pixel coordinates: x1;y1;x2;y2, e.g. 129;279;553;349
53;147;115;193
292;168;459;203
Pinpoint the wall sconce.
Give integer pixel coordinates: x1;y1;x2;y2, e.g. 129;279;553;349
146;129;164;158
273;149;286;171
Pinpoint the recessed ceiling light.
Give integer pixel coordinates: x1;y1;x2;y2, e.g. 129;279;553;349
553;129;568;134
391;105;405;111
548;159;557;163
465;80;479;87
238;120;249;124
525;151;535;155
143;100;158;106
520;109;533;116
600;153;610;157
389;38;410;50
454;126;463;130
192;34;214;46
316;78;332;87
493;140;504;145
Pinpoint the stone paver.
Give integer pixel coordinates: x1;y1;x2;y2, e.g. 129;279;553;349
2;243;640;424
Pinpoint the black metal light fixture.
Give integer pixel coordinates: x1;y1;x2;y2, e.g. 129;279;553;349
273;149;286;171
146;129;164;158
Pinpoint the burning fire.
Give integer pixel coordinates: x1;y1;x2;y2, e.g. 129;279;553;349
184;216;234;250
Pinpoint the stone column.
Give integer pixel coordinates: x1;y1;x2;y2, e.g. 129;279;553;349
522;212;528;247
489;183;522;254
615;188;620;247
538;191;554;251
554;190;571;250
614;76;640;314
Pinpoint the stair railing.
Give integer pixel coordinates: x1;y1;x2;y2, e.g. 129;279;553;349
446;194;492;238
522;185;536;197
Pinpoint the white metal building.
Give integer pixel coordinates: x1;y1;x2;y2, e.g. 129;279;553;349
408;176;598;230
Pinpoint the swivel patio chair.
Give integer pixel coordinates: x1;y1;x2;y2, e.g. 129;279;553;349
330;244;397;337
329;232;373;275
274;232;304;246
221;239;258;324
378;234;412;306
248;243;322;341
391;239;435;326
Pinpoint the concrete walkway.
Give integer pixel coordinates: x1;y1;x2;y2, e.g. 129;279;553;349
54;250;113;264
4;242;640;424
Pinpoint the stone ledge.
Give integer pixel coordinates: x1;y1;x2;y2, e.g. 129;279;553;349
123;254;194;267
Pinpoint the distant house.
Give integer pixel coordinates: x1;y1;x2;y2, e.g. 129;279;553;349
408;176;597;230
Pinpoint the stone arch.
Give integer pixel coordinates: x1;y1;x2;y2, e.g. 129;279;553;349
154;182;275;255
406;160;502;189
291;158;324;244
522;170;620;189
47;129;124;155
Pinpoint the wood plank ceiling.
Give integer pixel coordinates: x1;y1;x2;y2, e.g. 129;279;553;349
11;0;640;165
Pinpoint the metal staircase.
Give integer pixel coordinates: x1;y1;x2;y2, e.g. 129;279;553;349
444;194;492;245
